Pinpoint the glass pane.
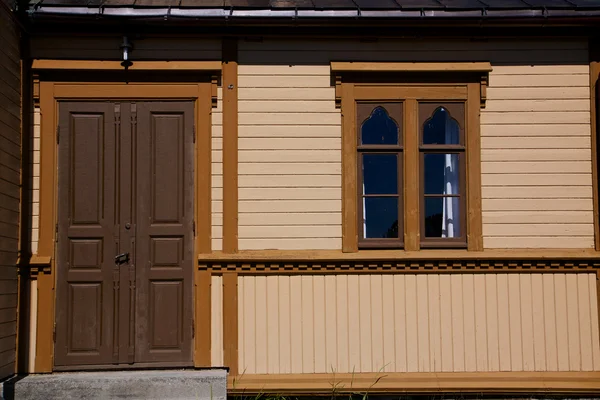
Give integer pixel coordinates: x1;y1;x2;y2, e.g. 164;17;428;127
361;106;399;145
424;197;461;238
423;107;460;145
362;154;398;195
363;197;399;239
424;153;460;195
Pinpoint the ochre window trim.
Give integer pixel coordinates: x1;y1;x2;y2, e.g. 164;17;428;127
336;63;487;253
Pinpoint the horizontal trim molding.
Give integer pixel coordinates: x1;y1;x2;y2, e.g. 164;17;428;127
331;61;493;73
229;372;600;394
199;249;600;274
32;60;222;71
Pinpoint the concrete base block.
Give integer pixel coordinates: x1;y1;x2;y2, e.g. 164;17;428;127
2;369;227;400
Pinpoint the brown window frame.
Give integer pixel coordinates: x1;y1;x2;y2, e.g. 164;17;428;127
337;68;485;253
356;102;404;248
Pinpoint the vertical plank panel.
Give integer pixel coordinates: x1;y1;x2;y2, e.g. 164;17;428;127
474;274;488;371
416;275;430;372
485;274;499;371
405;274;419;372
393;275;407;372
223;272;239;375
347;275;361;372
301;275;314;373
428;274;442;372
451;274;465;372
578;273;594;371
290;276;303;373
238;276;245;373
266;276;279;373
370;275;385;372
196;270;211;367
254;276;268;373
555;274;570;371
520;274;535;371
531;274;547;371
462;274;477;372
496;274;512;371
589;273;600;370
566;274;582;371
382;274;396;372
359;275;372;372
210;275;223;367
440;274;453;372
543;274;558;371
240;275;254;374
278;276;292;374
313;275;326;373
508;274;523;371
325;275;338;373
336;275;349;372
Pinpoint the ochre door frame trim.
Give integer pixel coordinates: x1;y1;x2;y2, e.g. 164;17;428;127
36;81;214;372
222;38;239;253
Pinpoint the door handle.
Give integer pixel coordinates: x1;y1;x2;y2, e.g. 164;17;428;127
115;252;130;265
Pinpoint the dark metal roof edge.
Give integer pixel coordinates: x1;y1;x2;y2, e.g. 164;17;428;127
28;6;600;19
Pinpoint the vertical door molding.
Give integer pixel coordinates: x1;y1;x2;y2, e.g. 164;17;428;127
35;81;56;373
222;38;239;254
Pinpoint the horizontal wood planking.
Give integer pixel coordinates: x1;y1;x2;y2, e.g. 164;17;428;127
238;60;340;250
237;39;593;250
238;273;600;374
211;275;223;367
0;0;19;380
31;109;40;254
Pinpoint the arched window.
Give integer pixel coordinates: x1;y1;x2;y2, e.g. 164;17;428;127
357;104;403;247
420;104;466;246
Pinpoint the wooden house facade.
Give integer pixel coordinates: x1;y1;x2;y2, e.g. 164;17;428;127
5;0;600;395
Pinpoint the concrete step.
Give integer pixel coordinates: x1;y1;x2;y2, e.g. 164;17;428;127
1;369;227;400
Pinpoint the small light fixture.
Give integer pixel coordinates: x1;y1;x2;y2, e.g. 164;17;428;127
120;36;133;70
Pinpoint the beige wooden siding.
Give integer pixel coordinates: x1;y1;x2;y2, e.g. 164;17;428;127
211;275;224;367
482;64;593;248
212;89;223;250
29;36;221;61
237;62;342;250
238;273;600;374
238;38;592;250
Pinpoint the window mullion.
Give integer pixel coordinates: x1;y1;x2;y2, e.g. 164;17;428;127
404;98;420;251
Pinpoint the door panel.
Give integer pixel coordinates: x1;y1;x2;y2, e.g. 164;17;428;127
135;102;194;364
56;101;195;368
55;102;117;366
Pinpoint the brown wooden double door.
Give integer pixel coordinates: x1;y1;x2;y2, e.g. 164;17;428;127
55;101;195;368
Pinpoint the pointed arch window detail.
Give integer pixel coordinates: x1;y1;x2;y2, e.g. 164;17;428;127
419;103;466;246
357;103;403;247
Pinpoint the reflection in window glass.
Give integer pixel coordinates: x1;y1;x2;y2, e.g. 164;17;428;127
363;197;398;239
423;107;460;145
362;154;398;195
424;197;461;238
361;106;399;145
424;154;460;195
